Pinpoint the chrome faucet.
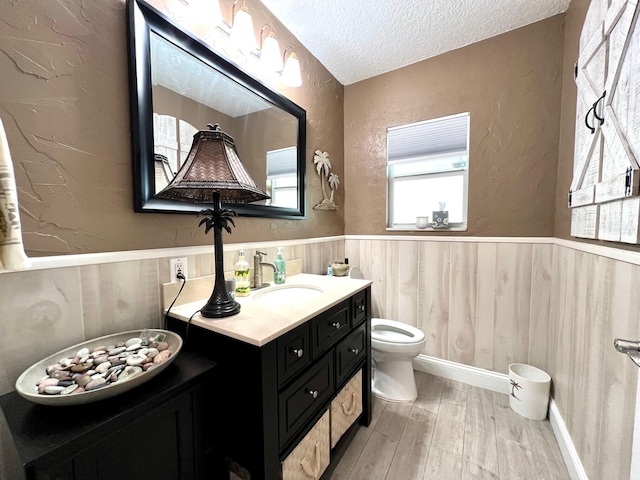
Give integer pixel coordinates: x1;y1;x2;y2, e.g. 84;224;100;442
253;251;277;290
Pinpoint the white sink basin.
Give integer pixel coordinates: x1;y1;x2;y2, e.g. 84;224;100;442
252;284;324;304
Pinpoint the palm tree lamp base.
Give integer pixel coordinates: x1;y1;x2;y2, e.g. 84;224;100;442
198;192;240;319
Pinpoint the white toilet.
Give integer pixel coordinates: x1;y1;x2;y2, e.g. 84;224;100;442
371;318;426;403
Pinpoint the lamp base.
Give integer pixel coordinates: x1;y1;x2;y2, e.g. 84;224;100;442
200;299;241;318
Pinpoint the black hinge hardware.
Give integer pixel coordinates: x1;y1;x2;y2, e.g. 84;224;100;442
574;61;578;79
568;189;572;207
625;167;632;196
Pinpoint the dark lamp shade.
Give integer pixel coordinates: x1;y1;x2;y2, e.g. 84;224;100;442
155;125;269;204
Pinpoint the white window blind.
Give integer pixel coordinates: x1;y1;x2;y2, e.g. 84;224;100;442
266;146;297;178
388;113;469;164
387;112;470;229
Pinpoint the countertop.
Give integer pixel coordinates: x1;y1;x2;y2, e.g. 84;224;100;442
166;273;372;347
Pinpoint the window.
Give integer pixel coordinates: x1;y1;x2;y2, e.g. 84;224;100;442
266;146;298;208
387;113;469;229
152;114;198;193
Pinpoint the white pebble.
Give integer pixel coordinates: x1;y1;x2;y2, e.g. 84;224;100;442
125;337;142;348
60;384;79;395
126;354;146;366
44;386;66;395
76;347;90;357
95;362;111;374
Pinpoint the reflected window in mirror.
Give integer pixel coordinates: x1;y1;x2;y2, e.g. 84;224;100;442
266;146;297;209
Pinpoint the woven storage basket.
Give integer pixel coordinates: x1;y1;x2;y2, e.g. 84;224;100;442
282;410;330;480
330;370;363;448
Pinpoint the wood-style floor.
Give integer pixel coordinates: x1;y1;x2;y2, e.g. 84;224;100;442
328;371;570;480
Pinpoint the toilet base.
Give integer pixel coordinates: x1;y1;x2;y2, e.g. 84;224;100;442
372;357;418;403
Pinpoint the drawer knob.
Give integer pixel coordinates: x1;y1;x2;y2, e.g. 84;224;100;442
332;321;341;329
293;348;304;358
359;305;365;312
308;389;318;399
350;348;359;355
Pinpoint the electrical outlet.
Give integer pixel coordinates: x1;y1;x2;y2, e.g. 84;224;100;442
170;257;188;282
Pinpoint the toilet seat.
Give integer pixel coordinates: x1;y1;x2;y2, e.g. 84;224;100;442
371;318;425;345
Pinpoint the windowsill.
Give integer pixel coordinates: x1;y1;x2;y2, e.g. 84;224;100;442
386;226;468;232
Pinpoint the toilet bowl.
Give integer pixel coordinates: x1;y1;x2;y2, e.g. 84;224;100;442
371;318;426;403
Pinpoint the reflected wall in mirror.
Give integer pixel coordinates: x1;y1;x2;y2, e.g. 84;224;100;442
128;0;306;218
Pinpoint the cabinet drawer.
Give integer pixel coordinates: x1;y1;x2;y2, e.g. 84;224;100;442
278;323;311;387
352;289;367;328
330;370;363;448
279;352;334;449
281;410;330;480
311;301;350;359
335;323;366;386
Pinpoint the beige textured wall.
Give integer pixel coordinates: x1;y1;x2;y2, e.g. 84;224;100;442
344;16;565;237
0;0;344;257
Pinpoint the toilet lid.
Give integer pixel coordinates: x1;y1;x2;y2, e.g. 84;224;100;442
371;318;425;344
348;266;364;279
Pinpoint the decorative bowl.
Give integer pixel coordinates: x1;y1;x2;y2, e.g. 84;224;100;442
331;262;350;277
15;329;182;406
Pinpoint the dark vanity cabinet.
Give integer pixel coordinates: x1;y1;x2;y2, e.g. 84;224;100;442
0;350;219;480
167;286;372;480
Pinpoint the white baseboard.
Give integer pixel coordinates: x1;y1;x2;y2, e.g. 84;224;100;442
548;399;588;480
412;354;510;394
412;354;587;480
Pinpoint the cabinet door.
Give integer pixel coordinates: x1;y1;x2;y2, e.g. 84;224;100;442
570;0;640;242
335;323;367;386
351;289;368;328
278;351;334;451
277;322;311;387
311;301;350;359
73;392;198;480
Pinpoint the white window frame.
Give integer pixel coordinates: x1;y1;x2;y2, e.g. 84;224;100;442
386;113;470;231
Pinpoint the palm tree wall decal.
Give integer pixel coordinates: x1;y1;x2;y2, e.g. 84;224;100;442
313;150;339;211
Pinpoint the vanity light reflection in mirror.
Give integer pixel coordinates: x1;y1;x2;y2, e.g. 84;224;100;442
150;32;298;209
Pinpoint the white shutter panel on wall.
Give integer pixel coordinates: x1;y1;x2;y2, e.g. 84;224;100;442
570;0;640;243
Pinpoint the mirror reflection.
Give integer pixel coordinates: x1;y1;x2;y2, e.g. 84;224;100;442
150;32;299;209
128;0;306;218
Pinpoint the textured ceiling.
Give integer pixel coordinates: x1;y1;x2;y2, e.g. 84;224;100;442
259;0;571;85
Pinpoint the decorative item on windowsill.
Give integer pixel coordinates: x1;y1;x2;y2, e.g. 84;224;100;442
416;216;429;229
155;123;269;318
313;150;339;211
432;202;450;229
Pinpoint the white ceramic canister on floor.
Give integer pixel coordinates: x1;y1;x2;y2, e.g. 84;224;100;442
508;363;551;420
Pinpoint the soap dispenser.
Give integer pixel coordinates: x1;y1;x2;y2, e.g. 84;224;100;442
235;246;250;296
274;247;286;284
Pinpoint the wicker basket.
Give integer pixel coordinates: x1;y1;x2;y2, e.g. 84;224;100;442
282;410;330;480
330;370;363;448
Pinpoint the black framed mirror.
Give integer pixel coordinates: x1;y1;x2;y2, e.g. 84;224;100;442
127;0;306;218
